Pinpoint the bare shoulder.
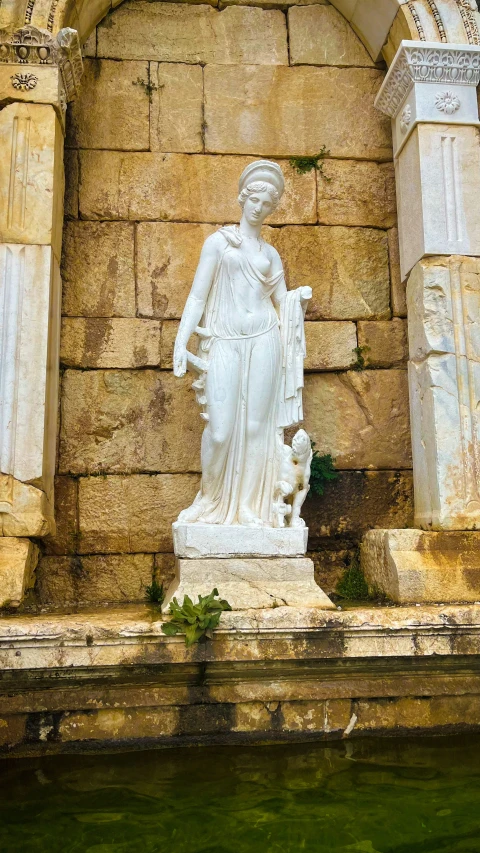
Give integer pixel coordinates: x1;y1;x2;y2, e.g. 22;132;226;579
202;230;227;255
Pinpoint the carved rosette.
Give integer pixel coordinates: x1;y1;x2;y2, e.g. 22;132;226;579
0;25;83;104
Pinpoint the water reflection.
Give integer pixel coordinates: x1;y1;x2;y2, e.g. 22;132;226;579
1;735;480;852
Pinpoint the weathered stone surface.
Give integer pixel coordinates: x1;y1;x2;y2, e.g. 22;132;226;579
66;59;149;150
310;546;356;596
59;370;202;475
288;5;375;67
78;474;200;553
0;246;60;494
304;321;357;371
150;63;203;153
154;553;176;590
0;103;64;257
362;529;480;604
303;370;411;469
267;226;390;320
304;470;414;547
318;161;396;228
357;319;408;368
388;227;407;317
44;477;78;556
79;153;316;224
408;256;480;530
62;222;135;317
355;695;480;733
0;538;39;609
97;3;288;64
204;66;391;160
161;321;179;369
81;30;96;57
64;149;78;219
137;223;216;319
0;477;53;538
396;124;480;280
35;554;154;606
163;557;335;611
59;707;179;742
60;319;161;368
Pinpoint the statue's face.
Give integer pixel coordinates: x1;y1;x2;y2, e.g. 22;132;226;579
243;189;274;226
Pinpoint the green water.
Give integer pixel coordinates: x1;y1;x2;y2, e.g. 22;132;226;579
1;735;480;852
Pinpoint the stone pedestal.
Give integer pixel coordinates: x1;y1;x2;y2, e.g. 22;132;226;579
362;529;480;604
164;523;334;612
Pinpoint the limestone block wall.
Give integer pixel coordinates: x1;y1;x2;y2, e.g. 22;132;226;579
35;0;414;607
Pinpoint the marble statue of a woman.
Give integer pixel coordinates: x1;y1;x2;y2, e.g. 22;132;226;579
173;160;312;529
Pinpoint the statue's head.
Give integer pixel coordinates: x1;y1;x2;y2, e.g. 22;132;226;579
291;429;311;462
238;160;285;226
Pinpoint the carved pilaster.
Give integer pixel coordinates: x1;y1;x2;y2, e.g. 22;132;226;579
375;41;480;279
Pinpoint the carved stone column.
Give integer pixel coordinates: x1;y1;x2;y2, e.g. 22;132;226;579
0;26;82;607
363;40;480;602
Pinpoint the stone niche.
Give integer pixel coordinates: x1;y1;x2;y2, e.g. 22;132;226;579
34;0;410;610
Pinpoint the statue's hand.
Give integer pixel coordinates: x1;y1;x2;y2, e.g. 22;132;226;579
173;345;188;378
300;286;312;302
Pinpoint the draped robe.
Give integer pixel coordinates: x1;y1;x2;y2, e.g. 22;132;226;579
181;226;307;526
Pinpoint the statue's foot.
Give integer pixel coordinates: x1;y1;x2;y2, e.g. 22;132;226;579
238;507;264;527
177;501;209;523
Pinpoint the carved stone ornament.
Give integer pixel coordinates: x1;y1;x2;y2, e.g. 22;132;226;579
400;104;412;133
10;71;38;90
435;90;461;114
0;25;83;102
375;41;480;117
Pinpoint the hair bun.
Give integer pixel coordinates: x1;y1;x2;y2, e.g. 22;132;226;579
238;160;285;198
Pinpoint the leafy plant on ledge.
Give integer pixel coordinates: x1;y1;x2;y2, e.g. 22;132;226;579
161;588;232;647
336;551;370;601
145;579;165;606
289;146;331;180
309;443;339;497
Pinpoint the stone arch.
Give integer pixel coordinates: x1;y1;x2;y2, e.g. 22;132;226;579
1;0;479;62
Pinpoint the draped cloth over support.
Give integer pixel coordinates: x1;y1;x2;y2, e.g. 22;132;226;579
278;289;306;429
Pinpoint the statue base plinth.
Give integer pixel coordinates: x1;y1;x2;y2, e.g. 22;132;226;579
172;522;308;558
162;557;335;612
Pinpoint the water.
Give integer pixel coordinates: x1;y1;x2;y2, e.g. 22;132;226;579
1;735;480;852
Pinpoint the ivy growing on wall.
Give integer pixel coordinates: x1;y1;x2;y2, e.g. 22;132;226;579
289;146;331;180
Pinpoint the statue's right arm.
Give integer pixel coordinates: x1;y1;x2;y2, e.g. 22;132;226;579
173;233;223;377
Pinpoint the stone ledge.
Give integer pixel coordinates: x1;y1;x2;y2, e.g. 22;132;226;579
1;603;480;755
2;603;480;667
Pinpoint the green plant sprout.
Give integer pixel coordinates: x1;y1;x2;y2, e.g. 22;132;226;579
351;345;370;371
309;444;338;497
336;551;370;601
145;579;165;605
161;588;232;647
133;76;159;103
289;146;331;179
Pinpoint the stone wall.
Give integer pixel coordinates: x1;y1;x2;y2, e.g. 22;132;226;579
35;0;413;607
